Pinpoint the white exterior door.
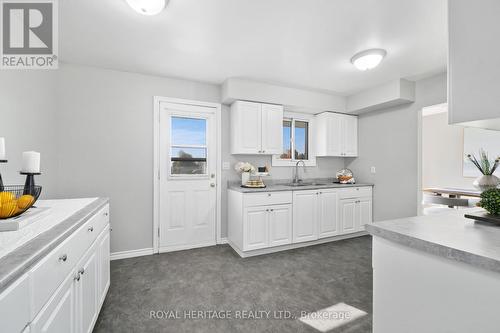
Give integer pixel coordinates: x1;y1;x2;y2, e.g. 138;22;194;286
261;103;284;154
159;101;217;252
293;190;318;243
269;204;292;247
244;207;269;251
339;199;357;234
318;190;339;238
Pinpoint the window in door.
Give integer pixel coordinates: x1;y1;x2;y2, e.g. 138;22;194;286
170;116;207;175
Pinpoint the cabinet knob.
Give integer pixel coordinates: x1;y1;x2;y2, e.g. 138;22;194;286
59;254;67;262
270;209;274;212
266;209;269;212
78;268;85;275
267;193;271;197
210;183;216;187
88;226;94;232
74;273;81;282
104;212;109;217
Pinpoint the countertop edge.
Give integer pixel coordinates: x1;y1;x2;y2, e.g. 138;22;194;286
0;197;110;293
229;183;374;193
365;223;500;274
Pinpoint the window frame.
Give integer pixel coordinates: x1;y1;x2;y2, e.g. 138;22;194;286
272;112;317;167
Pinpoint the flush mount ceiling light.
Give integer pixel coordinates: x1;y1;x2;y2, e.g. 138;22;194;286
126;0;168;16
351;49;387;71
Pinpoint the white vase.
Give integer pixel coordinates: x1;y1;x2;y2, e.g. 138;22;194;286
241;172;250;185
473;174;500;191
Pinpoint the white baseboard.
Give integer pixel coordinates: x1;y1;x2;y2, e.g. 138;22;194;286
218;237;228;244
110;248;154;261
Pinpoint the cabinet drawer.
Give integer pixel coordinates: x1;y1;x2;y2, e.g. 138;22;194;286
243;191;292;207
0;274;30;333
339;187;372;199
31;205;109;316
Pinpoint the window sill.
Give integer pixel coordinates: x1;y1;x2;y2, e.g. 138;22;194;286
271;155;317;167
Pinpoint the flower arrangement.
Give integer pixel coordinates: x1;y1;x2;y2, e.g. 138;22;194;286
234;162;255;174
466;149;499;176
477;188;500;216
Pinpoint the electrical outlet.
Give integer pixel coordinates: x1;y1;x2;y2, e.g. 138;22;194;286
370;166;376;174
222;162;230;170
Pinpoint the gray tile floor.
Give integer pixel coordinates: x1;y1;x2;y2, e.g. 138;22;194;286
94;236;372;333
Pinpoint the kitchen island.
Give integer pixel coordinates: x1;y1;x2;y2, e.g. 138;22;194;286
366;209;500;333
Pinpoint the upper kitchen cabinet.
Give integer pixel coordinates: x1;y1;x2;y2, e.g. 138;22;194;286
230;101;283;154
315;112;358;157
448;0;500;129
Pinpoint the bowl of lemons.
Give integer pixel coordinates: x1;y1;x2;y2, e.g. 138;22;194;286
0;185;42;219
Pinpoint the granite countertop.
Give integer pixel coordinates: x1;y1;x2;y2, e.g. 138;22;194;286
0;197;109;293
366;208;500;274
229;178;374;193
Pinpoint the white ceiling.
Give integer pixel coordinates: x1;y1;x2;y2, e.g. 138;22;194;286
59;0;447;95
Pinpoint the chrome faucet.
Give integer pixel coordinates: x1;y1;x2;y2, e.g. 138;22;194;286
293;160;306;184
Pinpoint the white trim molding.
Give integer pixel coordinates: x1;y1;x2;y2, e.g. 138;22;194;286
111;248;154;261
218;237;228;244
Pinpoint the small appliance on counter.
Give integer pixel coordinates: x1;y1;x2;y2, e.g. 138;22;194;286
336;168;355;184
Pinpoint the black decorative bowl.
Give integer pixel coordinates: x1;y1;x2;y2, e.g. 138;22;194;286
0;185;42;219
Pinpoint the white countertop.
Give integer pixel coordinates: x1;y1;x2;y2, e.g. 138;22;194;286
0;198;98;259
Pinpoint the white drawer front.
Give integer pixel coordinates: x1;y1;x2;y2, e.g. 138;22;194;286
31;205;109;316
243;191;292;207
0;274;30;333
339;187;372;199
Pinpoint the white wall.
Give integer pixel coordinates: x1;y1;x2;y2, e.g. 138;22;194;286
55;63;220;253
0;71;59;198
346;73;447;222
448;0;500;125
422;112;474;189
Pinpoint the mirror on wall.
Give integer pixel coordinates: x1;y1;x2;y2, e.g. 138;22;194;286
463;127;500;177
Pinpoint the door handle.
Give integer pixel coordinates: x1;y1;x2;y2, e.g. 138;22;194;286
210;183;216;187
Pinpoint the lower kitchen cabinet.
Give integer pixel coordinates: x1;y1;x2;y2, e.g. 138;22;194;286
339;197;372;233
0;203;111;333
292;190;319;243
228;187;372;257
244;204;292;251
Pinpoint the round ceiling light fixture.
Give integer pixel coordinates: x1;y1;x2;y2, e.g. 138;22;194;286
351;49;387;71
126;0;167;16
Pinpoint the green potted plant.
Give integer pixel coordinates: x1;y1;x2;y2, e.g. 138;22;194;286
466;149;499;190
477;189;500;216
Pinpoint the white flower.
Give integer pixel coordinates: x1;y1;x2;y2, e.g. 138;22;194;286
234;161;255;173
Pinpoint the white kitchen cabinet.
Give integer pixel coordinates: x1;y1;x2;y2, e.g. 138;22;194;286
244;206;269;251
0;203;111;333
269;205;293;247
77;246;99;333
97;226;110;308
230;100;283;155
31;270;76;333
339;196;372;234
244;204;292;251
292;190;319;243
315;112;358;157
318;189;339;239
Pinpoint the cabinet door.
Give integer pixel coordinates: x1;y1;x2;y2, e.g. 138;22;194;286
244;207;269;251
293;190;319;243
339;199;357;234
342;115;358;156
230;101;262;154
78;247;99;333
261;103;283;154
97;226;110;308
318;190;339;239
269;204;292;247
0;274;30;333
328;113;343;156
357;198;372;231
31;271;76;333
